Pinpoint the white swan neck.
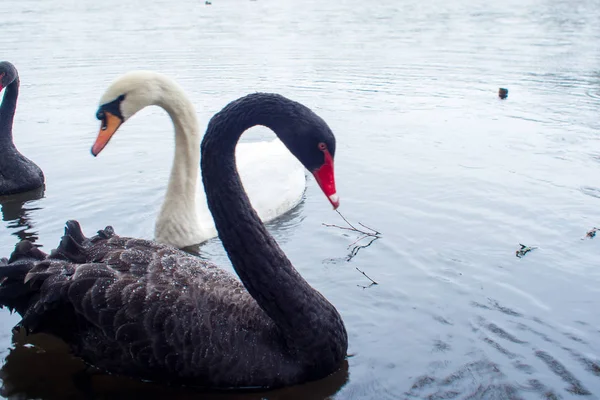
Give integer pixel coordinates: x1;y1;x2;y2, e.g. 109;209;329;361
152;78;204;247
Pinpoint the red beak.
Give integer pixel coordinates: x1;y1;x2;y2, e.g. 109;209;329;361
312;149;339;209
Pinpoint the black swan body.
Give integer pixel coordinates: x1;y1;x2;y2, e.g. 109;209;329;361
0;61;44;196
0;93;347;389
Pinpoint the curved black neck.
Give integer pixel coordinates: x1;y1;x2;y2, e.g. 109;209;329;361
0;76;19;146
201;93;343;350
0;77;19;143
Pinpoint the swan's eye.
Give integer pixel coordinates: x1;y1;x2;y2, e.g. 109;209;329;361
118;94;126;101
318;142;327;151
97;111;109;130
96;112;108;130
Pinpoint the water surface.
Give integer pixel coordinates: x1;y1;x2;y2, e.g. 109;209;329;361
1;0;600;398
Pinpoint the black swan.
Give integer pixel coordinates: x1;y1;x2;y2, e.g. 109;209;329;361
0;61;44;196
0;93;346;389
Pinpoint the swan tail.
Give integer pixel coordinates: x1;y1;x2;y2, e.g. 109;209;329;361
49;220;95;262
0;220;117;335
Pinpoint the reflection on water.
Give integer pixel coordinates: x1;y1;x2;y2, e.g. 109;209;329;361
0;330;348;400
0;186;44;245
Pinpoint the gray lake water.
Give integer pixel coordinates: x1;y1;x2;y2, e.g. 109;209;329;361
1;0;600;398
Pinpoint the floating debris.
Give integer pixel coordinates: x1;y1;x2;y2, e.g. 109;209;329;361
516;243;536;258
584;227;598;239
499;88;508;99
323;211;381;238
205;1;212;4
356;267;378;289
323;210;382;261
323;210;381;285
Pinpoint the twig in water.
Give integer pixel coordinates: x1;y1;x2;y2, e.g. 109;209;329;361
322;223;364;234
323;210;381;285
322;210;382;238
357;221;381;235
356;267;378;285
335;210;360;231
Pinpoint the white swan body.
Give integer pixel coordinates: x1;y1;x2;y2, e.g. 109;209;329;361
94;71;306;248
156;139;306;247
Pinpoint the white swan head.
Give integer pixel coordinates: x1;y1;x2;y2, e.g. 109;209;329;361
91;71;169;156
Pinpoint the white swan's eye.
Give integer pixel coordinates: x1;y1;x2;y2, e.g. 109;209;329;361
97;111;108;130
318;142;327;151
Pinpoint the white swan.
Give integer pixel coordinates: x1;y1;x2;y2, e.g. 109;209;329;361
91;71;306;248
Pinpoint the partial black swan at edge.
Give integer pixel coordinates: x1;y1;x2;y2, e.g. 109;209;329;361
0;61;44;196
0;93;347;389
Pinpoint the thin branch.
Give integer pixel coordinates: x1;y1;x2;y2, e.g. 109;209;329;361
322;210;382;238
321;210;382;285
335;209;361;231
357;222;381;235
322;223;364;234
356;267;378;285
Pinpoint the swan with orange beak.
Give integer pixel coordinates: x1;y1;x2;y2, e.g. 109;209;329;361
91;94;125;156
87;71;325;248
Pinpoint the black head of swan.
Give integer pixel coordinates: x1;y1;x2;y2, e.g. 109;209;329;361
0;61;45;196
0;93;347;389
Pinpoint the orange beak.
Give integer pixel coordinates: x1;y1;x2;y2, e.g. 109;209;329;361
91;111;122;156
312;149;339;209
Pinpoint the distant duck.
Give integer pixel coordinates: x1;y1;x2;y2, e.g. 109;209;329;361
0;61;44;196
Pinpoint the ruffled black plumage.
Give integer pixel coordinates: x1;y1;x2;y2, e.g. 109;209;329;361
0;220;344;388
0;92;348;389
2;221;268;387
